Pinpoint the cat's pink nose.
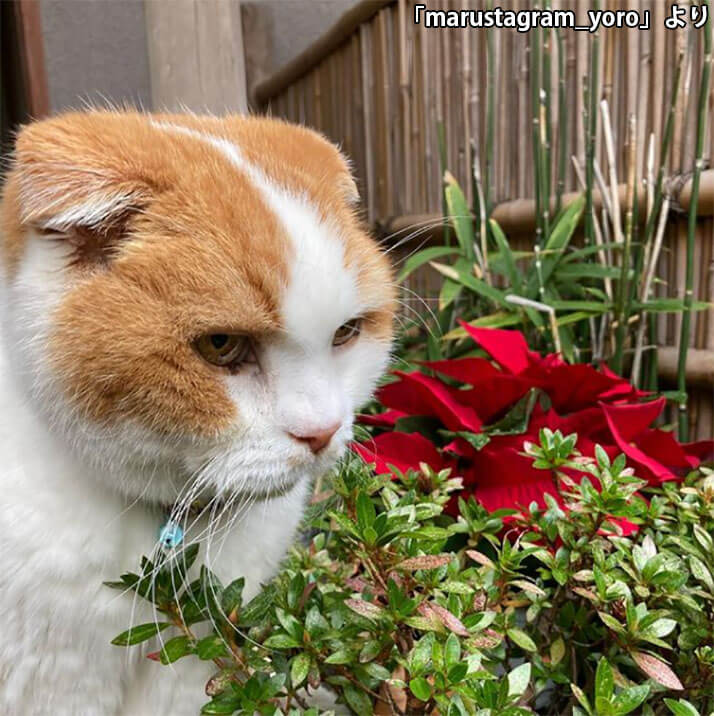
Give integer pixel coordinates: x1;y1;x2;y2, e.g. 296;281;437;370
289;424;340;454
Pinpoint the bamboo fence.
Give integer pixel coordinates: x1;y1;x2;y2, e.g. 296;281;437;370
255;0;714;440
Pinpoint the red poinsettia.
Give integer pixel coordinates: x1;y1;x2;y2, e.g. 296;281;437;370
353;323;713;520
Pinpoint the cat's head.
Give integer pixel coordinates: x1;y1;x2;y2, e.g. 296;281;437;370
0;111;395;503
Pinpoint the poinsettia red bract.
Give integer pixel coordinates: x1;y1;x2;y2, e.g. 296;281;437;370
354;323;712;519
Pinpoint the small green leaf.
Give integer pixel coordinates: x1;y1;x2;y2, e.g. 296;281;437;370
612;684;650;715
550;637;566;666
444;173;475;261
410;676;432;702
598;612;626;634
506;628;537;652
595;658;615;702
221;577;245;616
571;684;594;715
356;492;376;532
196;635;228;661
325;649;356;665
344;685;374;715
397;246;460;282
489;218;522;291
689;555;714;590
263;633;301;649
663;698;700;716
444;632;461;669
507;662;531;698
201;696;241;714
111;622;171;646
408;633;435;676
290;653;310;688
447;662;468;684
158;635;193;664
646;618;678;639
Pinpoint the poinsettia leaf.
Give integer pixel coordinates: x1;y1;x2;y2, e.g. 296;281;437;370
440;429;490;451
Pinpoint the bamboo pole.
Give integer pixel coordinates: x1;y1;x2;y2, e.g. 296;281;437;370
632;196;671;384
398;0;411;214
485;1;495;216
555;28;567;215
530;11;543;246
584;0;601;248
678;2;712;440
543;6;553;216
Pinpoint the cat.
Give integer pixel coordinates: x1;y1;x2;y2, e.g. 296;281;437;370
0;111;395;715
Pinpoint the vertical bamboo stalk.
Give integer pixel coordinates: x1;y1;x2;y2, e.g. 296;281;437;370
359;24;376;226
633;196;671;385
678;1;712;440
575;0;587;168
612;113;637;374
485;2;495;216
398;0;411;214
518;31;529;199
542;7;553;227
555;28;567;215
584;0;601;248
530;12;543;246
462;21;472;208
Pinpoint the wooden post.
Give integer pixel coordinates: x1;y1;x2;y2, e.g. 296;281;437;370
144;0;247;115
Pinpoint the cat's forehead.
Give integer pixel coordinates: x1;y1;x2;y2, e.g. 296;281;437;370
140;117;375;339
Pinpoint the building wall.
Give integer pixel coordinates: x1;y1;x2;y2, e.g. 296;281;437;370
40;0;151;112
248;0;356;72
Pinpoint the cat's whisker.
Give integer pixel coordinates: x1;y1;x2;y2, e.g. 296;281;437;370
375;216;449;252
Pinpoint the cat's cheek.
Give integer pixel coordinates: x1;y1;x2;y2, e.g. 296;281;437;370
336;336;393;409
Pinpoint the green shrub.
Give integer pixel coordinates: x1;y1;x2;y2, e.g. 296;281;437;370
109;431;714;715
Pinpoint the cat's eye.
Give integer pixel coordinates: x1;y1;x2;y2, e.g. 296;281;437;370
332;318;362;347
194;333;254;368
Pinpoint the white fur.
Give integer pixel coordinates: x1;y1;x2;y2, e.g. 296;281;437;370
0;127;391;714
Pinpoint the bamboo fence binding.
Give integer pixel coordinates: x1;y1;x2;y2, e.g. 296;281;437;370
255;0;714;440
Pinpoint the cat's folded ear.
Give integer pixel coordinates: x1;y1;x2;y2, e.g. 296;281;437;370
11;112;159;260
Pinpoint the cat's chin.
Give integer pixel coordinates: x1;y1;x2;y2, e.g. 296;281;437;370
224;449;343;502
239;471;310;501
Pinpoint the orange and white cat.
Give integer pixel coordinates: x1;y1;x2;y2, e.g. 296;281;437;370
0;111;394;715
